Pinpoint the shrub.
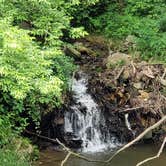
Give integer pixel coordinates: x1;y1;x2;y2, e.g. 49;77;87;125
88;0;166;62
0;150;29;166
159;15;166;32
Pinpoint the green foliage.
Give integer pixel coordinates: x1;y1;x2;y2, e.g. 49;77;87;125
0;20;67;129
0;114;38;165
87;0;166;62
0;0;94;46
126;0;166;18
0;21;63;100
0;115;13;146
0;150;29;166
0;1;105;165
159;15;166;32
0;0;90;130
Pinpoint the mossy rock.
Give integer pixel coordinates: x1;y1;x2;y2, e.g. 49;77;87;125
74;42;97;57
64;45;81;60
105;52;131;68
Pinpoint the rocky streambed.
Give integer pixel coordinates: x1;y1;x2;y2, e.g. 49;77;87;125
38;35;166;152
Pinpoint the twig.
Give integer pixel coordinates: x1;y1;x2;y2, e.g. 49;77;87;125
25;129;57;144
56;138;70;151
119;107;143;113
61;152;72;166
131;61;136;74
162;68;166;79
115;66;125;80
136;136;166;166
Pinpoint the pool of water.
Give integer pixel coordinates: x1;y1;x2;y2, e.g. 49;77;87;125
35;143;166;166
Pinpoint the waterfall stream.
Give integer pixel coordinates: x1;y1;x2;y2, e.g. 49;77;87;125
125;113;132;131
124;113;136;137
64;72;118;152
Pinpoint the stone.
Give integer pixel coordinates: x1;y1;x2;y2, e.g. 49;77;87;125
160;78;166;86
74;42;97;56
143;131;152;139
54;117;64;125
124;35;136;49
133;82;142;89
123;70;130;79
64;45;81;60
104;52;131;68
64;133;83;148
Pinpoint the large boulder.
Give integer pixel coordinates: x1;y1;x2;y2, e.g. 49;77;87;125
104;52;131;68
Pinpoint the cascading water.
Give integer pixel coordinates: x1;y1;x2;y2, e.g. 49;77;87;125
64;71;118;152
125;113;132;131
124;113;136;137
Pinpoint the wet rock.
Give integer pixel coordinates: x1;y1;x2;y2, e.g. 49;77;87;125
74;72;81;80
143;131;153;139
79;104;87;115
54;117;64;125
64;133;83;149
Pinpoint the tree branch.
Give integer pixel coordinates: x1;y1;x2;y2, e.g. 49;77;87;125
119;106;143;113
61;152;72;166
136;136;166;166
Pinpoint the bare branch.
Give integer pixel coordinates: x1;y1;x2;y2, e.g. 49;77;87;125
136;136;166;166
115;66;125;80
61;152;72;166
119;107;143;113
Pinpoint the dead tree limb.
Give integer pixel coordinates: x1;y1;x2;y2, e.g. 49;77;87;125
61;152;72;166
25;129;58;144
136;136;166;166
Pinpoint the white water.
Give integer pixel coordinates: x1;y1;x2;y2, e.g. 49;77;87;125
64;72;118;152
125;113;136;137
125;113;132;131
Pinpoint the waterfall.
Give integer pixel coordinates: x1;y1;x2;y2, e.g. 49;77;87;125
125;113;132;131
64;72;117;152
124;113;136;138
